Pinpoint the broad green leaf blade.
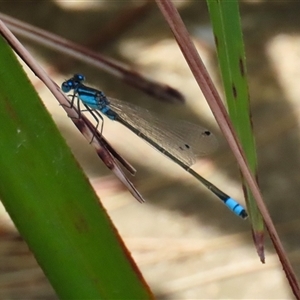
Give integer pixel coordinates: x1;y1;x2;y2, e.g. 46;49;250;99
0;37;152;299
206;0;264;254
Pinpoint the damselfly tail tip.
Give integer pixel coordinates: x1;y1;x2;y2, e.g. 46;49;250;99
225;197;248;220
240;210;248;220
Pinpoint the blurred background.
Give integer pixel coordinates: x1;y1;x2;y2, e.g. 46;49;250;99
1;1;300;298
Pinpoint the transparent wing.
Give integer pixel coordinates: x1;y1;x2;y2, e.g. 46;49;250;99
107;97;218;166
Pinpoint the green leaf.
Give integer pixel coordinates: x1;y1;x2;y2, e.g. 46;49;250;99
207;0;264;249
0;36;152;299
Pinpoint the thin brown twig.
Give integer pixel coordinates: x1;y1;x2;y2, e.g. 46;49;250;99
0;12;184;104
0;18;145;204
154;0;300;298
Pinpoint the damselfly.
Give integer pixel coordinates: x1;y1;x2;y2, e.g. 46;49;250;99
62;74;247;219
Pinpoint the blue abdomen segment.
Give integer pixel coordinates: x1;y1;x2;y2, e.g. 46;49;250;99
224;198;247;218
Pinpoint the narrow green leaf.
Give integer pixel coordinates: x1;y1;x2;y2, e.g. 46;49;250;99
0;36;152;299
207;0;264;252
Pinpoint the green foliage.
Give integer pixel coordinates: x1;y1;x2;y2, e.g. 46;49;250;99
0;37;152;299
207;0;263;230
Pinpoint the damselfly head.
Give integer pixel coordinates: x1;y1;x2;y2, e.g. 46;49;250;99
61;74;85;92
61;79;74;92
73;74;85;82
